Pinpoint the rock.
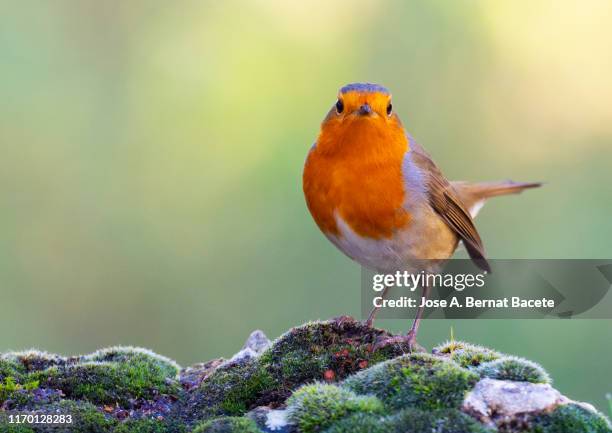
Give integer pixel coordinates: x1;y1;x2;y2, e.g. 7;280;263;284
243;331;272;355
247;407;293;433
180;358;226;390
462;378;568;426
462;378;612;432
226;330;272;365
0;319;610;433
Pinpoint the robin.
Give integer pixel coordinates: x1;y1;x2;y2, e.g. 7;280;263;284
303;83;540;350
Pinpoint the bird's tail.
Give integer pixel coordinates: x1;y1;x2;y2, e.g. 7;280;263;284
451;180;542;218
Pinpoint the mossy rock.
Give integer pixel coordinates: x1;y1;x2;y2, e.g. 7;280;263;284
0;322;610;433
322;408;494;433
1;351;70;375
259;317;411;387
476;356;551;384
113;418;184;433
526;403;612;433
286;383;383;433
83;347;180;379
433;341;503;368
31;359;180;406
179;317;410;423
342;352;479;411
191;417;263;433
0;360;26;383
0;400;116;433
180;357;277;421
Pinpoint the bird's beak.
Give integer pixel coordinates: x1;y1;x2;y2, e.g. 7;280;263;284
358;103;373;116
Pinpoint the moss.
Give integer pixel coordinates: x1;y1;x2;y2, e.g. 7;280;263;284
287;383;384;433
527;404;612;433
31;358;181;406
433;341;502;368
84;347;180;379
260;317;411;392
0;400;117;433
0;334;608;433
321;408;493;433
321;412;389;433
0;377;40;407
0;360;26;382
181;318;407;423
476;356;551;384
191;417;263;433
180;358;278;422
1;351;69;373
113;419;172;433
387;408;495;433
342;353;479;411
0;424;35;433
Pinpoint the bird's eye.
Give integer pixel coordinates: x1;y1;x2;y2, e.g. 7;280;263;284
336;99;344;114
386;102;393;116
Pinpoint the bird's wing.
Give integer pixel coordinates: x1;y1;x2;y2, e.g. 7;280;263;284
408;138;491;272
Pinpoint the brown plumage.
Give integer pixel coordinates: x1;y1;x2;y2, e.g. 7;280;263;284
303;83;542;349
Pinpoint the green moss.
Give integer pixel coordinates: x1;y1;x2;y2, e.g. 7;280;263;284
260;318;410;391
321;408;493;433
32;359;181;406
321;412;389;433
191;417;263;433
0;377;39;407
0;360;26;382
0;423;35;433
528;404;612;433
113;418;172;433
0;400;117;433
342;353;479;411
477;356;551;384
1;351;68;373
84;347;180;379
287;383;384;433
433;341;502;368
181;358;277;421
0;335;608;433
182;318;407;423
387;408;494;433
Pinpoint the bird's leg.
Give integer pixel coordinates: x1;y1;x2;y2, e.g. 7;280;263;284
406;281;431;351
364;285;390;327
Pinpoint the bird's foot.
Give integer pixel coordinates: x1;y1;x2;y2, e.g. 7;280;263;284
373;333;426;353
405;330;426;353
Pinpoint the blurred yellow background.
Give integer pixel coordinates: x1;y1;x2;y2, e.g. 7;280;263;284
1;0;611;411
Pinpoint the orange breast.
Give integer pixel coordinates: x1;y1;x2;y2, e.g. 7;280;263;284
303;119;411;239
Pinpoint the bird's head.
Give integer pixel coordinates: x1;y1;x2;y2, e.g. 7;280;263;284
316;83;407;156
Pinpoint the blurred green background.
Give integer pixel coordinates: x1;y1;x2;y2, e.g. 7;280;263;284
1;0;611;412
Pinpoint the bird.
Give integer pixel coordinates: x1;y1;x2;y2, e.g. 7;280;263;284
302;83;541;350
